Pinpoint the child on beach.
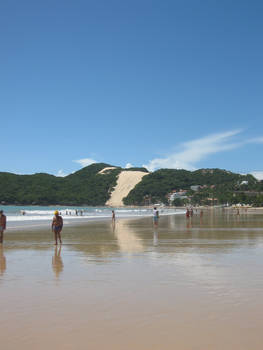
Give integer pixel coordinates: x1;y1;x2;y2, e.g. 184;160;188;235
51;210;63;245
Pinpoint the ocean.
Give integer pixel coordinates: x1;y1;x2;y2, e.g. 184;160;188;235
0;205;184;224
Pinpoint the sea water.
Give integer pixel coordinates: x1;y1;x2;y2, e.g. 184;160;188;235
0;205;184;224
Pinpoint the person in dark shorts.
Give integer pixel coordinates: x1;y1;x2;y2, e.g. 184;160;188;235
153;207;159;225
0;210;6;244
52;210;63;245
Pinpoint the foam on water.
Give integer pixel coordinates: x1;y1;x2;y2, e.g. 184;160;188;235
0;205;185;223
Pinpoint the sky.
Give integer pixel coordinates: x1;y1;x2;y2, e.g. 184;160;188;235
1;0;263;179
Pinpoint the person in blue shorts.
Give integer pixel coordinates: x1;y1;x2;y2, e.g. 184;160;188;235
51;210;63;245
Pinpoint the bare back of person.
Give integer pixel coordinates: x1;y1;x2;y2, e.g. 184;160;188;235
52;211;63;245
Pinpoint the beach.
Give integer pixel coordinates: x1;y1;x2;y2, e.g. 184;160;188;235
1;209;263;349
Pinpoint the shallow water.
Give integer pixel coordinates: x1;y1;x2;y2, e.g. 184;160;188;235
1;210;263;349
0;204;182;224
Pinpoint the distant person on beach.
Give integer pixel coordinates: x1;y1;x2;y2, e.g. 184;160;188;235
51;210;63;245
186;208;190;218
153;207;159;225
0;210;6;244
112;210;116;222
153;207;159;218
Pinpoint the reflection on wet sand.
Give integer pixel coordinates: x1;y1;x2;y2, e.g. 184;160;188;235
113;220;144;253
153;216;159;246
3;212;263;259
52;246;64;279
1;213;263;349
0;245;6;276
153;226;158;246
186;217;192;230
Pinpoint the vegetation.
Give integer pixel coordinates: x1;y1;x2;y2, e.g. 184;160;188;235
123;168;259;206
0;163;122;206
189;181;263;207
124;167;149;173
1;164;262;206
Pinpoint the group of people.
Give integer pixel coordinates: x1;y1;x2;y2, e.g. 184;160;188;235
186;207;203;218
0;209;116;245
0;209;63;246
186;207;194;218
0;207;165;245
53;209;116;244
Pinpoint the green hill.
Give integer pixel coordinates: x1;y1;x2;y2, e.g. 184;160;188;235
0;163;122;205
0;163;150;206
0;165;262;206
123;168;259;205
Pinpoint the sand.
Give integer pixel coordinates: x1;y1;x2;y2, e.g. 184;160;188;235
1;212;263;349
106;171;148;207
98;167;117;174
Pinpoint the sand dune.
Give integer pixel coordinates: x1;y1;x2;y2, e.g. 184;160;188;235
106;171;148;207
98;167;117;174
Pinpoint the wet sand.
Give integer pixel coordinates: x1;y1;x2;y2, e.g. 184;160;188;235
1;210;263;349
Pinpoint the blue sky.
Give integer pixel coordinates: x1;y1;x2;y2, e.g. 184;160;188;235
1;0;263;178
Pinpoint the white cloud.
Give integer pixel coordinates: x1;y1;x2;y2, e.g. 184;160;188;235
250;171;263;180
56;169;68;177
125;163;134;168
143;130;242;172
74;158;97;167
247;137;263;144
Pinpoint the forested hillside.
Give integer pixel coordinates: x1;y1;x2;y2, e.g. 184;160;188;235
123;168;259;205
1;165;262;206
0;163;122;205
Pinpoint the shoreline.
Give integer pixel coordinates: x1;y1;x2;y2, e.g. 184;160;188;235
4;205;263;233
5;208;185;232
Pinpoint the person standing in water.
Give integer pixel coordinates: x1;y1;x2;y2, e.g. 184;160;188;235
112;210;116;222
52;210;63;245
0;210;6;244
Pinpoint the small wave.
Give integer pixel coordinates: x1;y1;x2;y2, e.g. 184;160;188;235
5;206;185;223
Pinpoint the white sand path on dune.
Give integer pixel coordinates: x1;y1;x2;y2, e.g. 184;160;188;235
106;171;148;207
98;167;117;174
